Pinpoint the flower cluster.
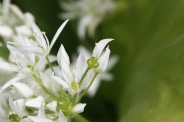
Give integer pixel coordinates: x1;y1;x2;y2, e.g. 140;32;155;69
60;0;116;39
0;0;34;44
0;18;113;121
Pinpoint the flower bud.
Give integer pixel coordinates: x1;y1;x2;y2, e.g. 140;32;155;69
87;57;99;68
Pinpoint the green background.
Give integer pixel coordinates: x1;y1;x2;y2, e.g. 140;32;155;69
7;0;184;121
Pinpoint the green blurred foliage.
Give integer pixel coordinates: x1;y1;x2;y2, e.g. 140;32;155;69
10;0;184;121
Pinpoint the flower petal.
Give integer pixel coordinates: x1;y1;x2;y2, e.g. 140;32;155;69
0;62;20;72
25;95;44;109
92;39;113;58
12;82;34;98
71;103;86;114
96;47;111;73
0;75;29;93
28;116;53;122
57;44;70;66
51;75;68;89
58;110;67;122
50;19;69;50
46;101;57;112
37;102;45;118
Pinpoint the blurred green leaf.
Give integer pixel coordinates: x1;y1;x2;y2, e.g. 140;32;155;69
101;0;184;121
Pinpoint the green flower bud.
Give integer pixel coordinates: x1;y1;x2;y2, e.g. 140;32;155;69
9;114;21;122
87;57;99;68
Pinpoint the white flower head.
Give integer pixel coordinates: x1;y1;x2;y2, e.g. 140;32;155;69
76;44;118;97
52;44;90;95
0;0;34;41
88;39;113;73
60;0;116;39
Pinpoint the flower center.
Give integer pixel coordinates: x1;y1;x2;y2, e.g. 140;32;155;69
71;82;78;92
87;57;99;68
9;114;21;122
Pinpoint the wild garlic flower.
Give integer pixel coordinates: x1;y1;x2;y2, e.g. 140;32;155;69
0;20;68;93
60;0;115;39
0;0;34;42
52;44;93;96
74;45;118;97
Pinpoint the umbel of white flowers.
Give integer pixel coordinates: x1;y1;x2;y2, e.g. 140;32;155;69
0;0;34;43
0;19;113;122
60;0;115;39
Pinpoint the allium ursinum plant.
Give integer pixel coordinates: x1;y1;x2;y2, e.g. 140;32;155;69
0;19;113;122
60;0;115;39
72;46;118;97
0;0;34;44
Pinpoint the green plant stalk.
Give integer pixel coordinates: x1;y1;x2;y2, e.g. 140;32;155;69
46;55;54;72
33;74;59;101
79;67;91;86
77;72;98;103
74;114;89;122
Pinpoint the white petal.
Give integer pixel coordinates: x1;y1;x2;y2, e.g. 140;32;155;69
16;25;32;36
37;102;45;118
2;0;10;15
106;55;119;71
32;22;47;50
92;39;113;58
0;26;13;37
0;62;19;72
40;72;51;90
25;95;44;109
58;110;67;122
50;19;69;50
0;75;29;93
78;16;92;39
57;44;70;66
71;103;86;114
51;75;68;89
28;116;53;122
9;95;19;114
12;82;34;98
75;53;87;83
10;4;24;19
87;78;100;97
14;99;25;112
96;47;111;73
46;101;57;112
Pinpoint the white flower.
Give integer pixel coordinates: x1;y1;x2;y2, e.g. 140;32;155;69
60;0;115;39
71;103;86;114
25;95;44;109
52;44;92;95
0;0;34;41
0;20;69;93
76;43;118;97
90;39;113;73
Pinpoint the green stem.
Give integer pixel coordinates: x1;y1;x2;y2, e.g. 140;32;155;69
79;67;91;86
77;73;98;103
33;74;59;101
74;114;89;122
46;55;54;72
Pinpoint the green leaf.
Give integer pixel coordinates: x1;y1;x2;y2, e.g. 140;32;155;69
101;0;184;121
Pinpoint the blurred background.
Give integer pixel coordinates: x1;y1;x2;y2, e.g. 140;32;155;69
1;0;184;121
